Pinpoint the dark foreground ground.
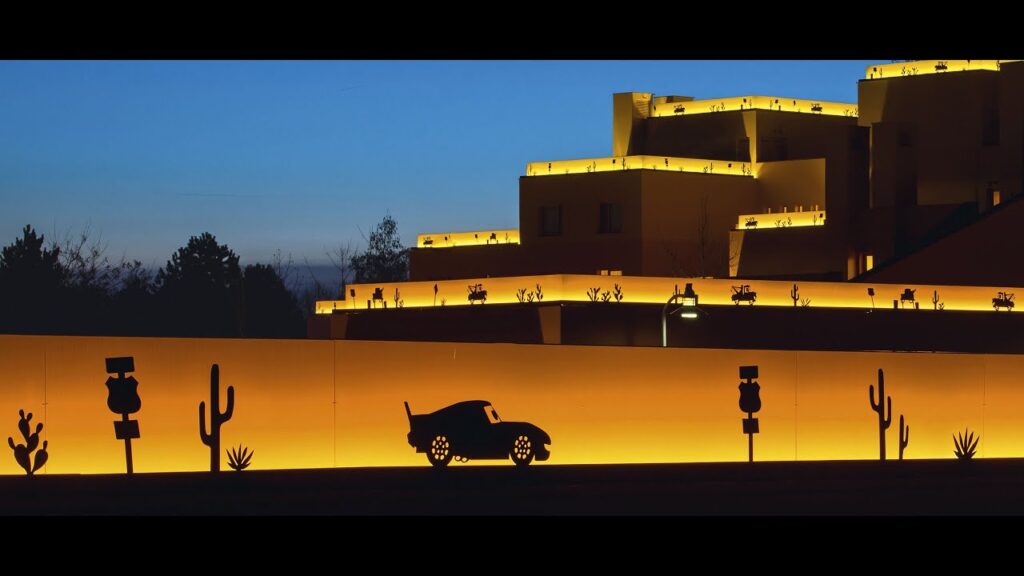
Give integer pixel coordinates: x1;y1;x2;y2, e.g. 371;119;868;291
1;459;1022;515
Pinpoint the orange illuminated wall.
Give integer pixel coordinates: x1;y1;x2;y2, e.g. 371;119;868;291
2;335;1024;475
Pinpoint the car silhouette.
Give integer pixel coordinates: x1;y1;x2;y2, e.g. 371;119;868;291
404;400;551;467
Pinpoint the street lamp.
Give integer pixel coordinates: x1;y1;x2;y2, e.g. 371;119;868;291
662;283;701;347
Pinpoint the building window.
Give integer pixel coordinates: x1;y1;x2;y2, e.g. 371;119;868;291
982;107;1000;146
864;253;874;272
758;137;788;161
736;137;751;162
598;203;623;234
540;205;562;236
992;189;1002;207
897;129;913;147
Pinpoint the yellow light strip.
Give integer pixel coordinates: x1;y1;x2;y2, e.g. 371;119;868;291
316;273;1022;314
864;60;1016;80
415;229;520;249
526;155;754;178
649;95;858;118
737;210;826;230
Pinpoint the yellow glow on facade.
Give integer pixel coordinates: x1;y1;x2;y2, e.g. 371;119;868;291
649;95;858;118
3;335;1024;474
864;60;1016;80
415;229;520;249
317;273;1023;314
736;210;826;230
525;155;754;178
865;254;874;272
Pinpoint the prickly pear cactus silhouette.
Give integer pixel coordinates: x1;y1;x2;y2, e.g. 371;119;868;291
7;410;48;475
199;364;234;472
869;369;892;460
899;414;909;460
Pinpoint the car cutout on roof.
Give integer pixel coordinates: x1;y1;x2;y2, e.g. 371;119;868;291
404;400;551;467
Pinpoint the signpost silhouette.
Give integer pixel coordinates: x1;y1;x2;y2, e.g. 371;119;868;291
738;365;761;462
105;357;141;474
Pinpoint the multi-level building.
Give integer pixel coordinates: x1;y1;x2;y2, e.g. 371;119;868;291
310;60;1024;353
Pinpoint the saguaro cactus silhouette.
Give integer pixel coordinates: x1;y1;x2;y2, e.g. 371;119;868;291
7;410;48;475
899;414;909;460
790;284;799;307
199;364;234;472
869;368;892;460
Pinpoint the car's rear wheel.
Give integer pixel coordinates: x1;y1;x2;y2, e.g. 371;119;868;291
426;434;453;468
510;434;535;467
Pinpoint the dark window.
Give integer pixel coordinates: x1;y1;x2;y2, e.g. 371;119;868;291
983;107;1000;146
849;128;869;152
539;205;562;236
598;203;623;234
758;137;788;161
897;129;913;147
736;137;751;162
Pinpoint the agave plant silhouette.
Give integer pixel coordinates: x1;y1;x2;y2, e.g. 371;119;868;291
953;428;979;460
226;444;253;471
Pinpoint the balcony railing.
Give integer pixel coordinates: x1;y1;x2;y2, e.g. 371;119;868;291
526;155;754;178
736;210;826;230
865;60;1015;80
416;229;519;249
315;273;1021;315
649;95;857;118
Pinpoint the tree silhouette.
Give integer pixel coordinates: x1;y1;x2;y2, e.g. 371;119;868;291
0;225;64;333
243;263;305;338
351;215;408;283
156;232;243;337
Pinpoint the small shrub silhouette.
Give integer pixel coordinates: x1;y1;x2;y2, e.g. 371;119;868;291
7;410;48;475
535;284;544;301
226;444;253;471
953;429;979;460
515;288;536;303
586;287;601;301
612;284;624;302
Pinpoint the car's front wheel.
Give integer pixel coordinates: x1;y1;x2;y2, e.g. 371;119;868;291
510;434;535;467
426;434;453;468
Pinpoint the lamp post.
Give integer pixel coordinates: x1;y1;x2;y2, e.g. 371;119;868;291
662;283;700;347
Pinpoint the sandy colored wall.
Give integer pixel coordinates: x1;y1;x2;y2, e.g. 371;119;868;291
1;335;1022;475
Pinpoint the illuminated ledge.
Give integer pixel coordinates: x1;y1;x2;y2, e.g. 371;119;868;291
315;273;1022;314
864;60;1018;80
526;156;753;178
416;229;519;249
736;210;825;230
649;95;857;118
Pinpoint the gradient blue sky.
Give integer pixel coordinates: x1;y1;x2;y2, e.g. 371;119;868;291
0;60;876;268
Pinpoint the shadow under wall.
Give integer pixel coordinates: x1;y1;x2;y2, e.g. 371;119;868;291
328;302;1024;354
